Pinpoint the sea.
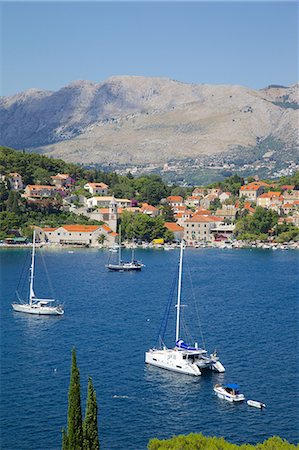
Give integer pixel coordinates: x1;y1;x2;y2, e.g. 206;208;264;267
0;247;298;450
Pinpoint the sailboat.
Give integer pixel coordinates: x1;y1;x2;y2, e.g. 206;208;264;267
106;226;144;271
145;240;225;376
11;230;64;315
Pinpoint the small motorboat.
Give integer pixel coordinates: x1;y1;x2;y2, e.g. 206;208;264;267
214;383;245;402
247;400;266;409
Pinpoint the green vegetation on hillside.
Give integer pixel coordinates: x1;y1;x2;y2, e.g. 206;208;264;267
148;433;298;450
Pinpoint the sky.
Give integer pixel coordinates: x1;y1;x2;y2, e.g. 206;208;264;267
0;1;298;96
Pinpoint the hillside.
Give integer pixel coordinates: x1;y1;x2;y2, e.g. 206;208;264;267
0;77;298;169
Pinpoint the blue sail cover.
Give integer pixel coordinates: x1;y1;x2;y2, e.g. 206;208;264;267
175;340;198;351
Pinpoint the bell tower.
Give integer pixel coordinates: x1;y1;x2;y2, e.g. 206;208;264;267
108;197;118;232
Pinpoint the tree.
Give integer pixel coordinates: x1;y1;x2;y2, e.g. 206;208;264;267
63;348;83;449
83;377;99;450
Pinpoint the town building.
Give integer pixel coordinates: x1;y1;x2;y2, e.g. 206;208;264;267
140;203;159;217
35;224;117;247
84;182;109;196
215;205;237;221
24;185;63;199
183;215;222;244
185;196;201;208
239;183;266;202
86;196;131;209
167;196;184;209
7;172;24;190
164;222;184;241
256;192;282;208
51;173;74;188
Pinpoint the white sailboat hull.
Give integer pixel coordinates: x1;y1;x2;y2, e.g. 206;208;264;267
145;349;202;376
12;302;64;316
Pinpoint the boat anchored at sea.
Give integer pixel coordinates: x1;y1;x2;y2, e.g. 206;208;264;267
106;226;144;271
145;240;225;376
214;383;245;402
11;230;64;316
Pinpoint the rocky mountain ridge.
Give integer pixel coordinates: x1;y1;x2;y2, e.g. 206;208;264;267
0;76;298;167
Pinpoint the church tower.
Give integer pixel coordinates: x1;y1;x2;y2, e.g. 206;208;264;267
108;197;118;232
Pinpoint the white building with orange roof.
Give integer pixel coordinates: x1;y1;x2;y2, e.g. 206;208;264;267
167;195;184;208
200;193;218;209
140;203;159;217
8;172;24;190
183;215;222;244
175;210;193;227
164;222;184;241
239;182;266;202
24;184;63;199
35;224;117;247
87;196;131;209
185;196;201;208
84;182;109;195
219;192;232;203
257;191;283;208
51;173;74;188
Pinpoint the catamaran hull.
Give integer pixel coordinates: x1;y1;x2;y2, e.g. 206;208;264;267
11;303;64;315
145;351;202;376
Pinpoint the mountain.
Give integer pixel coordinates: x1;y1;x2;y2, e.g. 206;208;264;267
0;76;298;168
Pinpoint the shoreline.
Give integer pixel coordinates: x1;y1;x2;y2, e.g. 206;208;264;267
1;241;298;250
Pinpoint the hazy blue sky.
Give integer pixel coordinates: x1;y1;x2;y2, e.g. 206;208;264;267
1;1;298;96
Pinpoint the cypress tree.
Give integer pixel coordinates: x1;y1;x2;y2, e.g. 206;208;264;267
83;377;99;450
66;348;83;449
61;429;68;450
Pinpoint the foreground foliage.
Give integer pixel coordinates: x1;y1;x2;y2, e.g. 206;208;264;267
62;349;99;450
148;433;298;450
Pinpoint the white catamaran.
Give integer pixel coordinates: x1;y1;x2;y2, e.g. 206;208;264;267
106;226;144;271
11;230;64;315
145;240;225;376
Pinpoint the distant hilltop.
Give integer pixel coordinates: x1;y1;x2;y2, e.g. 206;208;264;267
0;76;298;168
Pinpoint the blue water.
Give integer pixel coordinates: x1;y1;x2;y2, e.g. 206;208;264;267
0;248;298;450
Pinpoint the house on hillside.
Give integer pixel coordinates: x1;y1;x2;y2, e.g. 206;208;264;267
51;173;74;188
257;192;283;208
7;172;24;191
167;196;184;209
84;182;109;196
239;183;266;202
87;196;131;209
24;184;64;199
140;203;159;217
185;196;201;208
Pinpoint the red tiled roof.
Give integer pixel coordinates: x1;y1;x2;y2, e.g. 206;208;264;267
185;215;222;223
62;225;100;232
141;203;158;211
27;185;55;190
42;227;57;232
164;222;184;232
167;196;183;202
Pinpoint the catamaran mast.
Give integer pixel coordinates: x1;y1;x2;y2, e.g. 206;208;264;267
118;225;121;265
29;229;36;305
175;239;184;342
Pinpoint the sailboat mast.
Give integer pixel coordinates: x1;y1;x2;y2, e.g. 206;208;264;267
175;240;184;342
29;229;36;305
118;225;121;265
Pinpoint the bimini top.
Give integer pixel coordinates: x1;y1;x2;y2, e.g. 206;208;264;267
225;383;240;390
176;340;201;351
